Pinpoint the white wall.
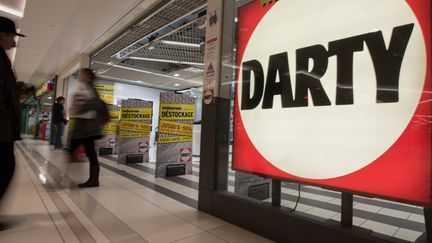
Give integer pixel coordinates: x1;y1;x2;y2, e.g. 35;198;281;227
114;82;164;162
65;79;172;162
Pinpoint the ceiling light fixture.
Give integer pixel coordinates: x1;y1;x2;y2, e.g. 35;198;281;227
173;73;180;77
47;97;52;100
112;64;202;85
128;56;204;67
98;75;178;91
0;4;24;18
175;83;180;87
160;40;201;48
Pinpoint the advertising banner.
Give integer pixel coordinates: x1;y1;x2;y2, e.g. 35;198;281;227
233;0;431;205
156;93;195;177
118;99;153;163
202;0;223;105
94;82;115;105
96;106;120;155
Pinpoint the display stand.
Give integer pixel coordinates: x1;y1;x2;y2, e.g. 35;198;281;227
118;99;153;164
156;92;195;177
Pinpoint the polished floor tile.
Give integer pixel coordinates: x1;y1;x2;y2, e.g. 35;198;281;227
173;232;227;243
210;225;274;243
0;226;64;243
2;139;425;243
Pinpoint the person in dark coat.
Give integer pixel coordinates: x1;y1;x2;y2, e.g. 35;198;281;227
52;96;67;149
69;68;102;187
0;16;26;230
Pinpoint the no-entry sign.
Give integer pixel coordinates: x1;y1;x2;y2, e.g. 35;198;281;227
233;0;431;205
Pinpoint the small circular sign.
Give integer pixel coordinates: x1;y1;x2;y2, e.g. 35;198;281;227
180;148;192;162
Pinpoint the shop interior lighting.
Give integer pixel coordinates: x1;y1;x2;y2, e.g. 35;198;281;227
47;96;52;100
111;4;206;60
0;4;24;18
173;73;180;77
160;40;201;48
128;56;204;67
174;83;180;86
111;64;202;85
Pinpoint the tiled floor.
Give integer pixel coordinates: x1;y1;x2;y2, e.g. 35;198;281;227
0;139;427;242
0;139;272;243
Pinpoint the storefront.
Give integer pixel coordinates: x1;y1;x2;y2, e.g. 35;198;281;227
21;78;55;140
199;0;432;242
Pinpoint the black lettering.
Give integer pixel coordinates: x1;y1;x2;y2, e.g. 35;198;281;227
262;52;295;109
364;23;414;103
241;60;264;110
295;45;331;107
328;35;365;105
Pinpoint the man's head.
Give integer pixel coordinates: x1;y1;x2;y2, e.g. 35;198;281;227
56;96;65;105
0;17;25;50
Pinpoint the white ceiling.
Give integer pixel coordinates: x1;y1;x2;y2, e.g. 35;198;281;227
10;0;162;86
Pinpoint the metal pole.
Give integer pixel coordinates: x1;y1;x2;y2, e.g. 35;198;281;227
272;179;281;207
341;192;353;228
424;207;432;242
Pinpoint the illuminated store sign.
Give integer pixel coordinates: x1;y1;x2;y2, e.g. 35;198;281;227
233;0;431;205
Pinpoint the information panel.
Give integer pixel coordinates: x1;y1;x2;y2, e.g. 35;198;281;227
233;0;431;205
118;99;153;163
156;93;195;177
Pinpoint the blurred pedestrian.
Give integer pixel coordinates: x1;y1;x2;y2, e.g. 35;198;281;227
52;96;67;149
69;68;102;187
0;16;26;230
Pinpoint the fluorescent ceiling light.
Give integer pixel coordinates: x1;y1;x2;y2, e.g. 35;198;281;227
161;40;200;48
173;73;180;77
174;83;180;86
0;4;24;18
111;65;202;85
128;56;204;67
98;75;177;91
47;96;52;100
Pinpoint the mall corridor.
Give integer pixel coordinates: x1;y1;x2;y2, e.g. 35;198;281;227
0;138;271;243
1;0;431;242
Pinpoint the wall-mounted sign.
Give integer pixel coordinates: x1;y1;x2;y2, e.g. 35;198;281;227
36;79;54;97
233;0;431;205
202;0;223;104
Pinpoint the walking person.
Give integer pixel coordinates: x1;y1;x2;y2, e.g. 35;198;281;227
69;68;102;187
0;16;26;229
52;96;67;150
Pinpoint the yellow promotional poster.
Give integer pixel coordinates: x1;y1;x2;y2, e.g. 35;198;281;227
119;121;151;138
121;108;152;121
158;135;192;144
103;121;118;135
159;104;194;121
159;121;193;136
94;83;115;105
110;110;120;120
119;132;150;139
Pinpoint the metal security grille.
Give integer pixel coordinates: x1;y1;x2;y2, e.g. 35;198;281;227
130;21;205;65
90;0;207;73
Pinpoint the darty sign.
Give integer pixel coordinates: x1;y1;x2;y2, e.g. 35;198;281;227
233;0;431;205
